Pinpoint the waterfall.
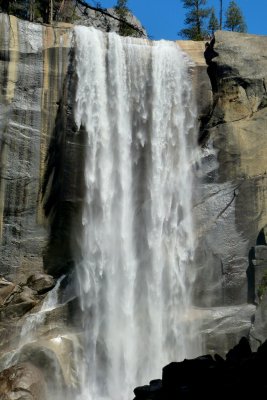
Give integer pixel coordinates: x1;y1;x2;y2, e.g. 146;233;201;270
74;26;201;400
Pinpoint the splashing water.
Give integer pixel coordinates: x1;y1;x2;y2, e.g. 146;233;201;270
20;276;64;345
0;277;64;372
74;26;201;400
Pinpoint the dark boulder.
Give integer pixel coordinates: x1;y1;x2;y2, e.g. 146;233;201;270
225;336;252;363
133;337;267;400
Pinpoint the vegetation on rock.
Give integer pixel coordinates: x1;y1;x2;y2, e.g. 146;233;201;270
0;0;144;36
0;0;248;39
0;0;72;23
258;272;267;301
114;0;136;36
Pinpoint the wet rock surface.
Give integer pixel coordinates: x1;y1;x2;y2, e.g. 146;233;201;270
0;362;47;400
0;278;15;306
0;283;38;322
27;273;55;295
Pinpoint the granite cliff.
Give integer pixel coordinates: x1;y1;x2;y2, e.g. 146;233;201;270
194;31;267;353
0;13;266;398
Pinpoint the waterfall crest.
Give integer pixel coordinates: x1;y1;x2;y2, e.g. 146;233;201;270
74;26;201;400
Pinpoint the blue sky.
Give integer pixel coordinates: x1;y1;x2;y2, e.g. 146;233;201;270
92;0;267;40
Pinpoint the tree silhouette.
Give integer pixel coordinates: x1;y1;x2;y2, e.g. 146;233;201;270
179;0;210;41
219;0;223;29
208;7;219;35
224;0;247;32
114;0;136;36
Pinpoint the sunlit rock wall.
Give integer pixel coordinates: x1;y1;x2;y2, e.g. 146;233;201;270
194;31;267;353
0;15;80;396
0;14;74;283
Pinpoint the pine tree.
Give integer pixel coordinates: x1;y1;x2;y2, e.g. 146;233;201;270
179;0;210;41
115;0;128;10
208;7;219;35
34;0;50;23
5;0;30;19
224;0;247;32
219;0;223;29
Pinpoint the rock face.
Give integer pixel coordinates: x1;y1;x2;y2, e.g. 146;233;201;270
27;273;55;295
0;362;47;400
73;5;146;37
196;31;267;296
177;40;213;121
0;14;80;397
0;12;267;397
196;31;267;304
191;31;267;352
175;32;267;353
0;14;73;282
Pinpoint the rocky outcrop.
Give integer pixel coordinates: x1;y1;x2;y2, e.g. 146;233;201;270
26;273;55;295
0;362;47;400
74;4;146;37
175;31;267;356
196;30;267;301
191;31;267;353
0;274;79;398
171;31;267;356
0;273;54;328
177;40;213;120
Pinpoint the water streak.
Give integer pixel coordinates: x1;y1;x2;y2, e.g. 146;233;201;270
74;26;201;400
0;277;63;372
20;276;64;345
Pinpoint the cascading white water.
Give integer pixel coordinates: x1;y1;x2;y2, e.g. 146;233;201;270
20;276;64;345
74;26;201;400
